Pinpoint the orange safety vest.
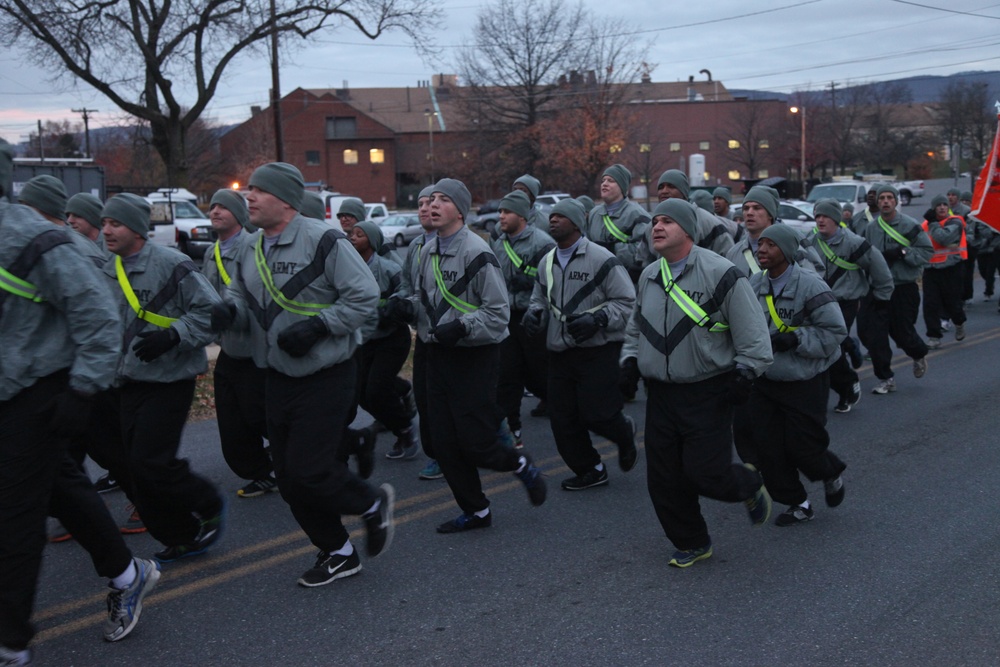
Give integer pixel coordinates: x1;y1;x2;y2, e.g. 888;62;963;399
921;214;968;263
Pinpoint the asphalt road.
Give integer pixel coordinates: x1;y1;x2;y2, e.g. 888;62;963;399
31;182;1000;666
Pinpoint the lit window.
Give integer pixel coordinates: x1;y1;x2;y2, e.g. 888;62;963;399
369;148;385;164
728;140;740;149
703;172;711;182
343;150;359;165
609;144;623;153
699;141;710;151
757;169;769;179
669;142;681;152
728;170;741;180
640;144;651;153
759;139;770;149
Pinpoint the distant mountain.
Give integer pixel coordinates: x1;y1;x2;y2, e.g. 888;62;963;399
730;70;1000;105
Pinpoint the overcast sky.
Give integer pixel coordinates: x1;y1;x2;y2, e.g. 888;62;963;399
1;0;999;142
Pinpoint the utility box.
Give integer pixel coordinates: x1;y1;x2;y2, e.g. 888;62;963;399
688;154;706;187
12;160;106;199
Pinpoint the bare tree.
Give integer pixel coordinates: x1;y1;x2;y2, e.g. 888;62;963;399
0;0;437;186
825;82;867;176
853;81;913;173
25;120;84;158
717;95;783;184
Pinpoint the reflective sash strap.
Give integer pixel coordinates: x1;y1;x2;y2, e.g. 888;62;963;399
214;241;231;286
503;239;539;278
743;248;762;275
839;221;848;228
658;259;728;332
115;256;178;328
878;216;911;247
542;251;605;323
765;294;797;333
602;214;630;243
254;236;328;317
432;254;478;315
0;266;43;302
812;230;859;270
865;209;875;223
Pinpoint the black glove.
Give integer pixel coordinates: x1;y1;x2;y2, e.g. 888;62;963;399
882;246;904;262
132;328;180;362
510;270;535;293
211;301;236;332
381;297;414;325
727;367;755;405
50;390;94;439
566;310;608;344
770;332;799;352
521;309;543;337
619;357;640;400
432;319;467;346
277;318;327;357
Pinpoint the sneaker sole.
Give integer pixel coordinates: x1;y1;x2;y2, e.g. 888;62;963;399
669;549;713;568
120;526;148;535
418;473;444;480
297;563;362;588
236;486;278;498
105;560;161;642
154;547;207;564
560;479;609;491
367;484;394;559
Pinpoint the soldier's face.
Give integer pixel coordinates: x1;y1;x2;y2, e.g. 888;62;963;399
67;213;96;238
878;192;897;216
429;193;463;234
935;203;950;220
651;216;689;255
713;197;729;215
246;187;289;230
947;193;959;207
815;214;839;236
548;214;576;242
743;202;772;235
657;182;684;202
499;209;525;235
349;226;371;254
417;196;432;229
102;218;142;256
209;203;241;236
600;176;623;202
756;237;788;271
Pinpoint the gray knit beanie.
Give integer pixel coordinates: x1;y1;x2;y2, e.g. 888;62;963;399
813;199;842;223
690;190;714;213
576;195;595;214
432;178;472;221
931;194;948;208
651;199;698;240
300;191;326;221
513;174;541;199
418;185;435;200
657;169;690;198
337;198;366;222
759;224;799;264
66;193;104;229
876;184;899;202
550;198;587;230
101;193;151;240
712;187;732;204
603;164;632;198
947;187;961;197
18;175;68;220
355;220;384;251
499;190;531;220
961;191;973;202
0;139;12;200
248;162;304;210
210;189;251;229
743;185;778;221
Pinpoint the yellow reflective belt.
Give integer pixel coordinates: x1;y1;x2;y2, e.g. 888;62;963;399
115;256;177;328
432;254;478;315
743;248;762;275
877;216;911;247
602;214;629;243
765;294;797;333
0;265;44;303
658;259;728;332
214;241;231;286
812;230;859;270
543;251;605;323
254;236;328;317
503;239;537;277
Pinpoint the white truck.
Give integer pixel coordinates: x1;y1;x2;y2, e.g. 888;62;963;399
801;177;925;216
313;191;390;224
146;188;215;258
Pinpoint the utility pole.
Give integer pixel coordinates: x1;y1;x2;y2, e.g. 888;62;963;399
71;107;99;157
269;0;284;162
37;120;44;161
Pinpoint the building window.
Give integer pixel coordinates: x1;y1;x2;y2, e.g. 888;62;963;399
343;149;359;165
669;142;681;152
326;116;357;139
728;140;740;149
305;150;320;166
699;141;711;151
728;170;741;180
759;139;770;149
369;148;385;164
757;169;769;179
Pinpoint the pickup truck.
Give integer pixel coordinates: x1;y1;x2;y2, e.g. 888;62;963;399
146;188;215;258
800;179;925;216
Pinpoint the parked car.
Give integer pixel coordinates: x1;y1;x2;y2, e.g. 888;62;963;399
468;199;501;236
146;188;214;258
732;201;817;235
533;192;572;217
377;213;422;247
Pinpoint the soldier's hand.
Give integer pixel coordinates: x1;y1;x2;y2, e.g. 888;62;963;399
510;271;535;293
132;328;180;362
521;309;543;337
432;319;467;346
770;332;799;352
50;390;94;439
277;318;328;357
727;367;755;405
566;310;608;344
619;357;640;400
882;246;903;262
211;301;236;332
381;297;414;325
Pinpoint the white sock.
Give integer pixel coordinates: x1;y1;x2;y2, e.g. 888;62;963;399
515;456;527;473
111;559;137;590
799;499;811;510
331;540;354;557
595;463;605;472
364;498;380;516
473;508;490;518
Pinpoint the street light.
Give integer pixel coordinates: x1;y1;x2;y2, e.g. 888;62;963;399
790;105;806;196
424;108;437;184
